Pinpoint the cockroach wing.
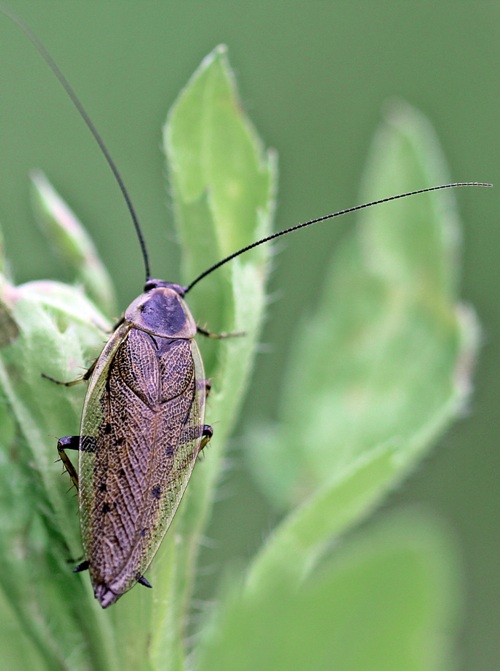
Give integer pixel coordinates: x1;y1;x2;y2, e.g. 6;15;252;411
78;322;206;607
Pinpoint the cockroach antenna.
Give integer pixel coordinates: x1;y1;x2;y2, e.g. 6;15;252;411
0;4;152;283
183;182;492;293
1;7;491;295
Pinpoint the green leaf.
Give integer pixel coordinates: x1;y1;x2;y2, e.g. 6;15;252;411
32;46;277;671
235;106;478;669
248;103;479;511
246;443;395;592
30;171;117;316
0;587;49;671
197;510;461;671
0;278;119;669
140;44;275;671
0;45;275;671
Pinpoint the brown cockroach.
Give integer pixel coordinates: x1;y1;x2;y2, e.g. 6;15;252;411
2;6;490;607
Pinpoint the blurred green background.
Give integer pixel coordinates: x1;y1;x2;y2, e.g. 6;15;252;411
1;2;498;669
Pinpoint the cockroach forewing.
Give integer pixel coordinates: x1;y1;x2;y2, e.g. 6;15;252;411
78;320;207;607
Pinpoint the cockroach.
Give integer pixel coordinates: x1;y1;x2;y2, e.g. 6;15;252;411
2;7;490;607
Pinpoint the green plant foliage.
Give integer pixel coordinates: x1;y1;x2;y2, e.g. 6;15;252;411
248;103;478;513
198;511;461;671
30;170;117;317
0;46;273;671
0;48;477;671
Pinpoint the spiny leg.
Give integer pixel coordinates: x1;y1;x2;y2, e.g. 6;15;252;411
59;439;95;576
201;378;212;398
200;425;213;452
197;325;245;339
57;436;80;490
57;435;96;491
194;381;212;453
58;437;85;573
42;358;97;386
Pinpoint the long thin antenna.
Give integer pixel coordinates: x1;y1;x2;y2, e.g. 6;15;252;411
185;182;492;293
1;6;152;282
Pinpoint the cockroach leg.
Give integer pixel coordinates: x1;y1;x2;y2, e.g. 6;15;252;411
73;560;90;574
57;436;80;490
196;325;245;339
200;425;213;452
136;574;152;589
42;358;98;386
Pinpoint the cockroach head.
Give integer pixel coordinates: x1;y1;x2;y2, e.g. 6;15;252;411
144;279;187;297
